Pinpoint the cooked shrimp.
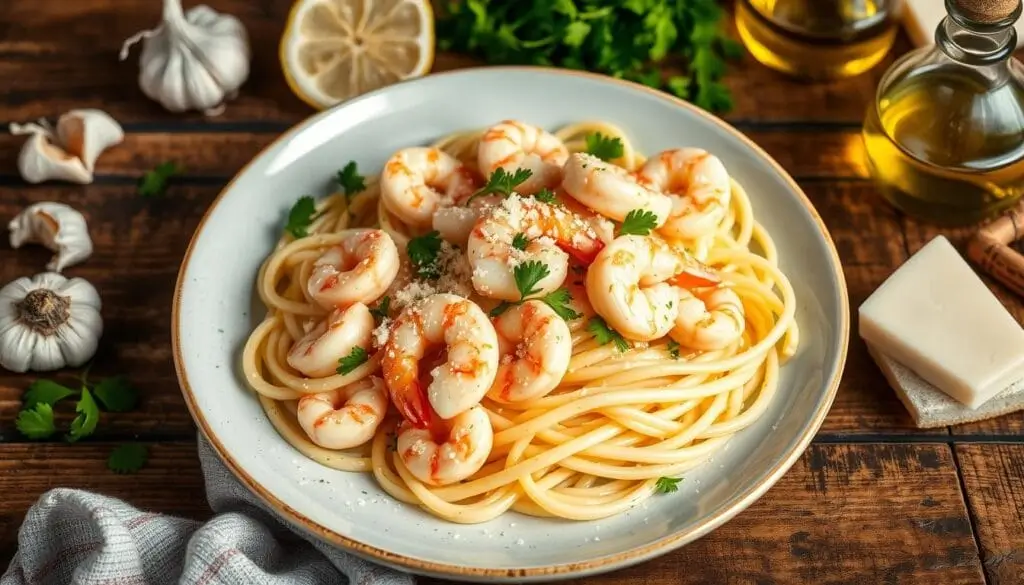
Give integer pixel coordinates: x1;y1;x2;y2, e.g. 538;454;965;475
671;287;745;351
477;120;569;195
380;147;479;230
381;293;499;427
397;405;493;486
431;195;502;247
585;235;720;342
296;376;388;449
636;148;731;241
488;301;572;403
308;229;401;310
287;303;374;377
561;153;673;225
467;195;605;301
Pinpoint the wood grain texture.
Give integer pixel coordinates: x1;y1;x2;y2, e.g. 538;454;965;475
957;445;1024;585
0;130;871;180
0;442;207;563
418;444;983;585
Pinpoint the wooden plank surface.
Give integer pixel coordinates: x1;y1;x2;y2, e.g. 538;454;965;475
0;443;985;584
957;445;1024;585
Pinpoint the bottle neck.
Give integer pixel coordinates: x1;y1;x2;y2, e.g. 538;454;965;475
936;0;1022;66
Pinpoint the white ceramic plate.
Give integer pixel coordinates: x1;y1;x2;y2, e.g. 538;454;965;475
173;67;849;582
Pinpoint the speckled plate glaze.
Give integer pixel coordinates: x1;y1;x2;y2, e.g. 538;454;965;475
172;67;849;582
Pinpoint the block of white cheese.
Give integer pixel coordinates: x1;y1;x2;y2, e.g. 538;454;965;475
859;236;1024;409
903;0;1024;49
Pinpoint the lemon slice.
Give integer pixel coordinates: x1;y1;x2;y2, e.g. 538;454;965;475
280;0;434;110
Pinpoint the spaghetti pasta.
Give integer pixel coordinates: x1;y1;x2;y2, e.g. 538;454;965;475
240;120;799;524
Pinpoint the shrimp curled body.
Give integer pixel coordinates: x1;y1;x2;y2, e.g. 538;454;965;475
380;147;479;230
398;405;493;486
297;376;388;449
489;300;572;403
672;287;745;351
381;293;500;427
308;229;400;310
287;303;374;378
585;235;719;342
636;148;731;241
477;120;569;195
561;153;672;226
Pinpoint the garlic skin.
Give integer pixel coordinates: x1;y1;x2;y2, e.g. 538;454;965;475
9;202;94;272
56;109;124;172
119;0;251;115
9;123;92;185
0;272;102;373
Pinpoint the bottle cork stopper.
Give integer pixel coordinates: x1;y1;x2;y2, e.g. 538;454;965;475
954;0;1021;23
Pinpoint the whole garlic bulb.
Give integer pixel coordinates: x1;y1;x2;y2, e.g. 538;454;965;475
0;272;102;373
119;0;251;115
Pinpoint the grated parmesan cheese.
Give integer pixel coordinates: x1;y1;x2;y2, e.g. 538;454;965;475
372;317;391;348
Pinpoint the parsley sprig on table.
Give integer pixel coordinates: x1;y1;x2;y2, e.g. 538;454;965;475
436;0;742;112
14;368;149;473
138;162;183;198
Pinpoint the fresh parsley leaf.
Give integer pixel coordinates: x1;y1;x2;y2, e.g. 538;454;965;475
585;133;624;162
539;288;582;321
92;376;138;413
23;379;77;409
369;296;391;322
513;260;551;299
619;209;658;236
337;347;369;375
587;317;629;352
68;387;100;442
285;196;318;239
468;168;533;202
655;476;683;493
108;443;149;474
667;340;681;359
336;161;367;199
533;188;558;204
138;161;183;198
407;231;443;279
16;403;56;439
489;301;513;318
511;233;530;251
563;21;591;47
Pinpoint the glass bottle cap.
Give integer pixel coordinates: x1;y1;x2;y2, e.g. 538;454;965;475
953;0;1021;23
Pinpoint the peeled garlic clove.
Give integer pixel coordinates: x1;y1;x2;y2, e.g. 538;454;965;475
56;109;124;172
8;202;93;272
9;123;92;185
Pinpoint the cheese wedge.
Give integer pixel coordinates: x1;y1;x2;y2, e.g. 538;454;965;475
903;0;1024;48
859;236;1024;409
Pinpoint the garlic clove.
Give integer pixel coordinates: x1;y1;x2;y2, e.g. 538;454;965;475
8;202;94;272
9;124;93;185
56;109;124;172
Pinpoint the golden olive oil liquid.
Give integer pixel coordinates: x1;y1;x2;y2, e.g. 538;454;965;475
735;0;898;79
863;69;1024;225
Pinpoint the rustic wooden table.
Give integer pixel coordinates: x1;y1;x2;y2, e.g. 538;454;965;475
2;1;1023;583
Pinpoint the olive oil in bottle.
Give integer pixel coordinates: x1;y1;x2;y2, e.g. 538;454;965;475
735;0;901;79
863;0;1024;225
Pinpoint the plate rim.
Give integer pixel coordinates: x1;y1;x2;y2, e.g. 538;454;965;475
171;65;851;581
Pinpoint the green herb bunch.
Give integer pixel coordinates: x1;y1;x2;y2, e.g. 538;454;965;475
436;0;743;112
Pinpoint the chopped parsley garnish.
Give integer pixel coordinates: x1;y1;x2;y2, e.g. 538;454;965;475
336;161;367;200
655;476;683;493
138;161;183;198
407;231;443;279
284;196;318;239
337;347;369;375
619;209;659;236
587;316;629;352
667;340;681;359
585;133;625;162
467;168;533;203
511;233;530;251
108;443;148;474
489;301;513;318
369;296;391;322
532;188;558;204
539;287;582;321
513;260;551;299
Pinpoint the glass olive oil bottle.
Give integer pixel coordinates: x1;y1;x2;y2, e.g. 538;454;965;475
863;0;1024;225
735;0;901;79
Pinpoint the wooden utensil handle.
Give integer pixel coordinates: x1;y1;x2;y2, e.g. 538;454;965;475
967;201;1024;298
